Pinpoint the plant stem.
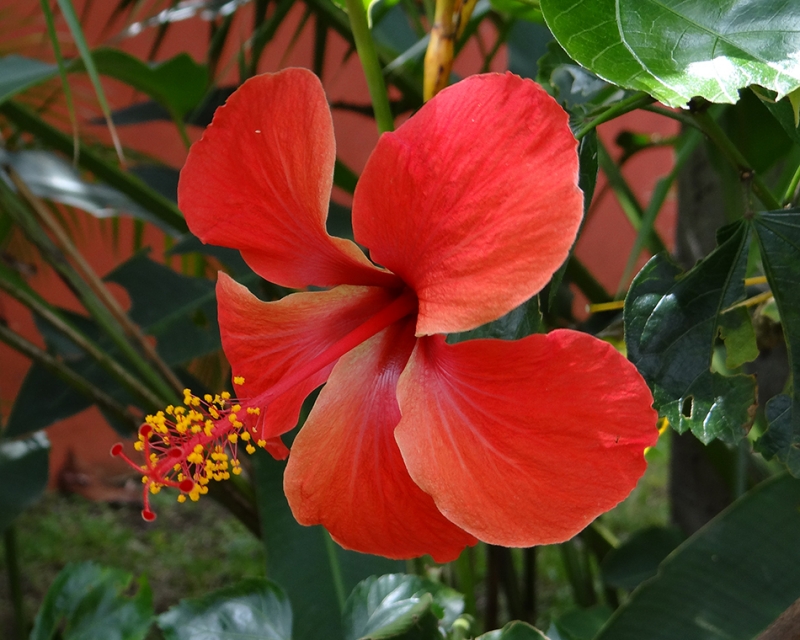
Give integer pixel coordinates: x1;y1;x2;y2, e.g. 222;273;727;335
4;526;25;640
783;161;800;207
0;322;139;431
455;546;477;618
7;169;184;401
597;138;668;255
574;92;655;141
0;272;163;410
323;529;347;613
691;108;782;211
560;539;596;608
344;0;394;133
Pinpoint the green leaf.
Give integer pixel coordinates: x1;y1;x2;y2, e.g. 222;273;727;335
0;149;177;230
104;252;221;366
489;0;544;23
343;574;464;640
478;621;551;640
344;579;439;639
448;296;542;343
553;605;613;640
595;474;800;640
253;451;402;640
717;307;759;370
540;0;800;108
624;221;756;443
158;578;291;640
0;55;57;103
0;431;50;533
600;526;685;591
31;561;153;640
752;209;800;474
88;48;208;119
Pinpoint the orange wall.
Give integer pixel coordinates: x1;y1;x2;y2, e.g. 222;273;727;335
1;1;676;481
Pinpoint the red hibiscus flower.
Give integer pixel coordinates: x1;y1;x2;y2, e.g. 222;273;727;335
140;69;657;562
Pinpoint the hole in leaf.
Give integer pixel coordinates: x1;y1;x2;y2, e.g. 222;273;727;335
681;396;694;419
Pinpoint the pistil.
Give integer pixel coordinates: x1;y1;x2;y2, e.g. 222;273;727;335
112;287;418;520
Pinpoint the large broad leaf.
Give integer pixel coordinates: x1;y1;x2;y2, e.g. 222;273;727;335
0;55;57;103
595;474;800;640
158;578;292;640
0;149;176;230
89;49;208;119
625;221;756;443
105;252;221;366
600;526;685;591
752;210;800;475
343;574;463;640
539;0;800;108
31;562;153;640
253;451;402;640
0;431;50;533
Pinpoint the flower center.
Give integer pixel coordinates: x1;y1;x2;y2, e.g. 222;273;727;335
112;287;418;521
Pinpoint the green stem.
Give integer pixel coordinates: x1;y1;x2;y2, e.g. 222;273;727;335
0;322;139;432
564;257;611;303
597;138;668;255
0;271;163;410
691;108;782;211
0;101;187;234
323;529;347;613
782;161;800;207
559;539;596;608
455;547;477;618
4;525;25;640
344;0;394;133
0;174;179;405
575;92;655;141
616;127;701;296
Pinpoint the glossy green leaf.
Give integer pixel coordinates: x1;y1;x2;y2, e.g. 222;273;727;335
88;48;208;119
540;0;800;108
0;101;187;234
489;0;543;23
448;296;542;343
0;149;176;230
253;451;402;640
596;474;800;640
478;622;551;640
601;526;685;591
0;55;57;103
158;578;291;640
624;221;756;443
0;431;50;533
752;210;800;474
343;574;464;640
31;561;153;640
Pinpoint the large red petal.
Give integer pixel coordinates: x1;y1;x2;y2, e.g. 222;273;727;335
395;330;658;546
352;72;583;335
217;273;397;446
284;319;476;562
179;69;396;289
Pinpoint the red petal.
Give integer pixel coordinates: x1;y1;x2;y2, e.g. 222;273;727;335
352;72;583;335
179;69;396;289
395;330;658;546
284;319;476;561
217;272;397;444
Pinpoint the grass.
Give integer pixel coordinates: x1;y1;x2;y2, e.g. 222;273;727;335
0;490;265;637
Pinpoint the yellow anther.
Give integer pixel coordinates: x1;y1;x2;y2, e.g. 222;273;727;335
246;444;256;454
204;394;213;402
228;433;238;443
247;407;261;415
257;439;267;448
232;466;242;475
221;391;231;400
177;494;187;503
241;432;251;442
134;441;144;451
234;376;245;385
